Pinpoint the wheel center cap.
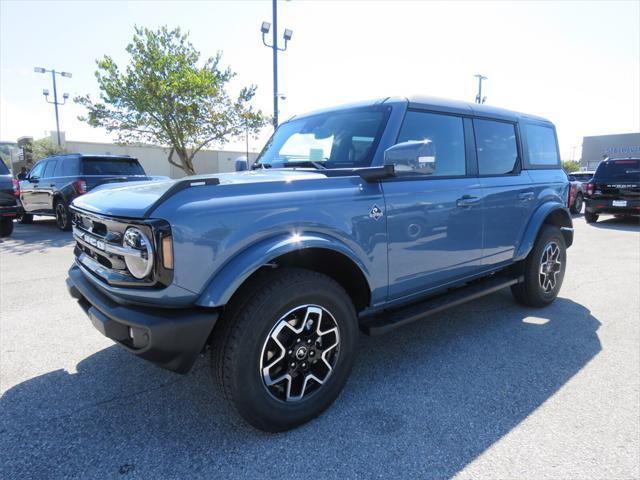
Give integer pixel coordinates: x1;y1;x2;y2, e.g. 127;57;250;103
295;346;308;360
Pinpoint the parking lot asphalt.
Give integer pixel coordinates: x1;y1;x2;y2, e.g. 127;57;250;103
1;215;639;479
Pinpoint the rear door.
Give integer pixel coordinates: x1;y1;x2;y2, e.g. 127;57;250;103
382;110;484;302
474;118;534;267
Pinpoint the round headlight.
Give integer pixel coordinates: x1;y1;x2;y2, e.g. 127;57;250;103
123;227;154;279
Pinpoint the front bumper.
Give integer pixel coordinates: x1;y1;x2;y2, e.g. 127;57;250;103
585;198;640;216
66;265;219;373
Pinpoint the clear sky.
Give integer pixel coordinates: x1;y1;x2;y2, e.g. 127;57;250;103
1;0;639;160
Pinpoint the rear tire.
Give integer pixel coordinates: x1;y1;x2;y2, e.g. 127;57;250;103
0;218;14;237
19;213;33;224
511;225;566;308
585;211;598;223
570;193;583;214
211;268;358;432
54;200;72;231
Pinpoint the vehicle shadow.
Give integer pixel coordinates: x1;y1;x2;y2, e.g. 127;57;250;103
0;218;74;255
0;294;601;479
586;215;640;232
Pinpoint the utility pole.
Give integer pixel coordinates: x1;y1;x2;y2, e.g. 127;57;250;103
474;74;487;104
34;67;72;146
261;0;293;129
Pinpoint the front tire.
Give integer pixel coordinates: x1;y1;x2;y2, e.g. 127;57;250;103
54;200;71;231
0;217;14;237
212;268;358;432
511;225;566;307
585;211;598;223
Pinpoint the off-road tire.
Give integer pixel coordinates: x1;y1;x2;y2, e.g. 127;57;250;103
511;225;566;307
585;211;598;223
0;217;13;237
211;268;358;432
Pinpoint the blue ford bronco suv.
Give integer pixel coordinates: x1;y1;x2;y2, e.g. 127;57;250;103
66;96;573;431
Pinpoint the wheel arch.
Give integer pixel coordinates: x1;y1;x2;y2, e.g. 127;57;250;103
196;233;373;312
515;203;573;261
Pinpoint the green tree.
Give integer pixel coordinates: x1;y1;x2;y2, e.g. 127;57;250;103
76;26;267;176
562;160;581;174
33;138;67;162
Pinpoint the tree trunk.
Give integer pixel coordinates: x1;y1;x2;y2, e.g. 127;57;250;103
167;147;196;176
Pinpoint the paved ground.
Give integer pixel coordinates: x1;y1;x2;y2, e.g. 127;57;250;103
1;215;639;479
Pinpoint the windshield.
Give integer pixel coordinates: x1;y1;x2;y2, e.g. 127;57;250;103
595;159;640;181
81;158;145;175
255;107;389;169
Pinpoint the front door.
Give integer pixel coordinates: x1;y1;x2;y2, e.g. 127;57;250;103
383;110;484;302
20;161;46;212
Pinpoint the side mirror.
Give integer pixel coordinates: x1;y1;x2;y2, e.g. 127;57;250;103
384;140;436;175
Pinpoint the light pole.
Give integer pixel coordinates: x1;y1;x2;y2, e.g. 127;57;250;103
34;67;72;146
261;0;293;129
474;74;487;104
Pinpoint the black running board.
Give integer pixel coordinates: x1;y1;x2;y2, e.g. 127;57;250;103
360;275;523;335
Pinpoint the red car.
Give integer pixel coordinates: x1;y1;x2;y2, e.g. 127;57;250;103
567;171;594;214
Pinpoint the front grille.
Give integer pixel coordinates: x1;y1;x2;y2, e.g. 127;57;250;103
70;208;169;288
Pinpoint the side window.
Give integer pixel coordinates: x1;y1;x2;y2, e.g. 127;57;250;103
43;159;58;178
29;162;45;180
392;111;466;177
54;158;78;177
474;119;519;175
524;124;560;167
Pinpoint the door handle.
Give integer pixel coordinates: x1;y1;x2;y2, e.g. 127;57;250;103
456;195;481;208
518;191;534;201
50;183;55;187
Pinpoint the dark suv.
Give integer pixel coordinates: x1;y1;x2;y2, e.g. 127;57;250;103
19;154;150;230
0;161;20;237
584;158;640;223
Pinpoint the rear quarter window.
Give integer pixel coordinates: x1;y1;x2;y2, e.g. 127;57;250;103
81;158;145;175
524;124;560;168
0;161;10;175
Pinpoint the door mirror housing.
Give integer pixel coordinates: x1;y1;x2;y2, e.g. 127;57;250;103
384;140;436;175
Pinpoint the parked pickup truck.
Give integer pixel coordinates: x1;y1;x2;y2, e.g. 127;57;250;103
66;96;573;431
19;154;151;231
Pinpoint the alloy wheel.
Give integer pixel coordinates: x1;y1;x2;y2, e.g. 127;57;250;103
260;304;340;402
56;203;68;230
539;241;562;293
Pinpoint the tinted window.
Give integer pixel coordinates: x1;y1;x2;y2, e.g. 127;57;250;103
525;124;559;166
393;111;466;176
29;162;45;179
0;161;9;175
81;158;145;175
474;119;518;175
54;157;79;177
594;160;640;181
256;108;388;169
43;159;58;178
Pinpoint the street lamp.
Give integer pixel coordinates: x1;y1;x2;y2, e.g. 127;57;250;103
261;0;293;128
474;74;487;104
34;67;72;145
